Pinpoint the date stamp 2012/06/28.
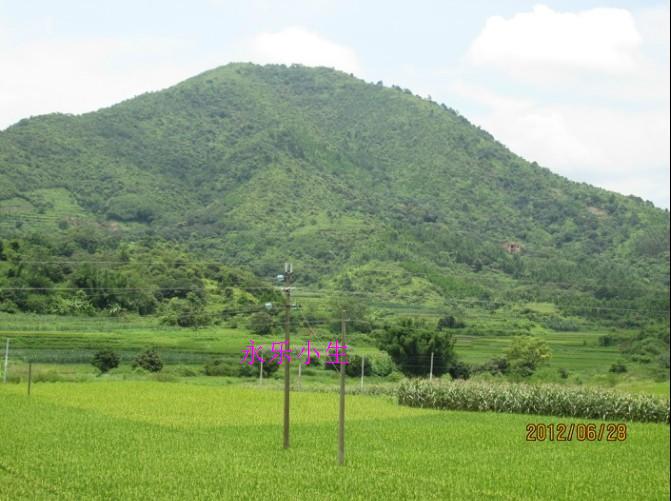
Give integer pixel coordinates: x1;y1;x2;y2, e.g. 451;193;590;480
526;423;627;442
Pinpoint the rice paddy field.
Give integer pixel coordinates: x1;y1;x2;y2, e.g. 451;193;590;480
0;381;669;500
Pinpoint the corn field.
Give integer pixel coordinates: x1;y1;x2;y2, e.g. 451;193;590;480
398;379;670;423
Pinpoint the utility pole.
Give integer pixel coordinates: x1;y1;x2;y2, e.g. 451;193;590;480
2;339;9;384
338;308;347;465
282;262;293;449
297;360;302;390
429;351;434;382
360;355;365;391
259;348;263;384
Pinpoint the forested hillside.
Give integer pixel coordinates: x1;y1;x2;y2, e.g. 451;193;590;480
0;63;668;326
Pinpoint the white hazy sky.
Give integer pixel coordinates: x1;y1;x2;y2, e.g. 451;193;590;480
1;1;669;208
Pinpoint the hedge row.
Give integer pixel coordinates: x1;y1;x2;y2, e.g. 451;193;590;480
398;379;670;423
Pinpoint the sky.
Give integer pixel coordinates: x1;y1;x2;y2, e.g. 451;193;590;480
1;1;669;208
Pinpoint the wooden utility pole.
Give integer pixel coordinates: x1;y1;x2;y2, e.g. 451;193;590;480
283;263;293;449
259;348;263;384
429;351;434;382
338;308;347;465
2;339;8;384
297;360;302;390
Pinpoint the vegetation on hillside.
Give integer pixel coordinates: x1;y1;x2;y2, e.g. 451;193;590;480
0;64;667;319
0;63;668;380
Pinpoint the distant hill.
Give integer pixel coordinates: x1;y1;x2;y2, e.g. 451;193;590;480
0;63;668;323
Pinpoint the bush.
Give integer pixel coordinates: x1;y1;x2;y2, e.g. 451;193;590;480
478;357;509;376
91;350;120;373
204;357;281;378
204;358;238;376
345;354;372;377
609;362;628;373
239;357;281;378
134;349;163;372
370;353;394;377
437;315;465;330
165;365;199;377
249;311;274;335
238;363;257;377
398;379;669;423
447;361;471;380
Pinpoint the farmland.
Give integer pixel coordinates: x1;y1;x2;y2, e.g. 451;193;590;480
1;312;667;398
0;382;669;500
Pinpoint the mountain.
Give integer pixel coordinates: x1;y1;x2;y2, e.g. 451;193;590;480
0;63;668;324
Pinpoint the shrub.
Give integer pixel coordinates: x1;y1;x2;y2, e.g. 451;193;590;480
609;362;628;373
478;357;509;375
134;349;163;372
437;315;465;330
398;379;669;423
345;354;372;377
249;311;274;335
204;358;237;376
370;353;394;377
204;357;281;378
165;365;199;377
238;363;257;377
447;361;471;380
238;358;281;378
91;350;120;373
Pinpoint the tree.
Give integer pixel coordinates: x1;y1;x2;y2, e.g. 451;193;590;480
92;350;120;373
327;296;370;334
134;349;163;372
437;315;465;330
159;293;210;328
249;311;274;335
504;336;551;377
379;318;456;377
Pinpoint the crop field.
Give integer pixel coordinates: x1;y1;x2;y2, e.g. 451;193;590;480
0;382;669;500
2;312;665;400
456;331;623;370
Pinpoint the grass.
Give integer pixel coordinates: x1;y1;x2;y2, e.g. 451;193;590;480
0;381;668;500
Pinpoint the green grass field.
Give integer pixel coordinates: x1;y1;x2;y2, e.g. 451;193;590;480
0;381;668;500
